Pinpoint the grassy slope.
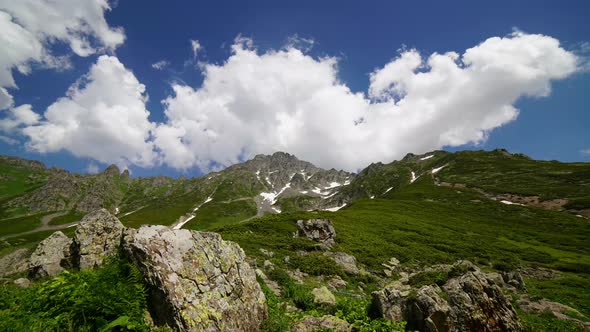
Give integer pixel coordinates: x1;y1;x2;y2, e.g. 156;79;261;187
217;174;590;328
439;150;590;204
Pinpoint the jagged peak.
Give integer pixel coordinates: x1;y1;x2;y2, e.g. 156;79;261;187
103;164;120;176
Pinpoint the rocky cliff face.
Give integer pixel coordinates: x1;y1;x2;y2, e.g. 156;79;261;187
26;209;267;331
372;261;522;332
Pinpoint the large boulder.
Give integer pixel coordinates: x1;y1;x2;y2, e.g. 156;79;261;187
296;219;336;248
72;208;126;269
293;315;352;332
29;231;73;279
372;261;522;332
0;248;30;277
123;225;267;331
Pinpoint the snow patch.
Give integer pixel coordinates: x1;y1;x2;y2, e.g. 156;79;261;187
410;171;419;183
173;215;196;230
324;204;346;212
420;155;434;161
325;182;343;189
300;190;308;194
500;200;526;206
370;196;375;199
432;165;447;174
114;207;119;214
384;187;393;194
67;223;78;228
343;179;351;185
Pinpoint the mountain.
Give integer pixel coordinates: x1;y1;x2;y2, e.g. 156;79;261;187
1;149;589;331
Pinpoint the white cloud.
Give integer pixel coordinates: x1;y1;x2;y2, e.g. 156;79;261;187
151;60;170;70
581;149;590;156
86;162;100;174
191;39;201;58
16;32;582;172
153;32;578;171
0;135;18;145
23;55;156;170
0;0;124;110
0;104;40;132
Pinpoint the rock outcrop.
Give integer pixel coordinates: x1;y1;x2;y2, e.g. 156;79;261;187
324;251;360;275
29;231;73;279
296;219;336;249
372;261;522;332
293;315;352;332
0;248;30;277
123;225;267;331
72;208;126;269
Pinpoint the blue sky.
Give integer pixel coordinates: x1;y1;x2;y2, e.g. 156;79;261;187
0;0;588;177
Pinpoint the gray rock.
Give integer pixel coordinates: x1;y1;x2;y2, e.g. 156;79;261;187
14;277;31;288
29;231;73;279
0;248;30;277
123;225;267;331
324;251;360;275
296;219;336;248
72;208;126;269
501;270;527;291
256;268;282;297
312;286;336;306
372;260;522;332
327;275;348;290
293;315;352;332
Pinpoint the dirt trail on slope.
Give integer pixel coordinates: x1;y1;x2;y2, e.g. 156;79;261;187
0;211;79;240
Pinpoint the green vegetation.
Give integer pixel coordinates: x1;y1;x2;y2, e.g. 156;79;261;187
47;210;86;226
187;199;257;230
0;257;149;332
0;213;49;238
439;149;590;204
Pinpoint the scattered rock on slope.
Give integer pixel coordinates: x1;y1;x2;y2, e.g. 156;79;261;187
72;208;126;269
296;219;336;249
372;260;522;332
324;251;360;275
123;225;267;331
29;231;73;279
293;315;352;332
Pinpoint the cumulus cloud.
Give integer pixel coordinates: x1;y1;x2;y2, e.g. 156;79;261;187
16;32;581;172
152;60;170;70
581;149;590;156
0;0;124;110
23;55;156;170
153;32;578;171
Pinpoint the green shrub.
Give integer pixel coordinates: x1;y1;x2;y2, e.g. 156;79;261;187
408;270;449;288
0;257;148;332
336;297;405;331
288;254;344;276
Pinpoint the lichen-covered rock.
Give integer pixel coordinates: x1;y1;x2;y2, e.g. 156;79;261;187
0;248;30;277
372;261;522;332
296;219;336;248
29;231;72;279
312;286;336;306
72;208;125;269
123;225;267;331
324;251;360;275
293;315;352;332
